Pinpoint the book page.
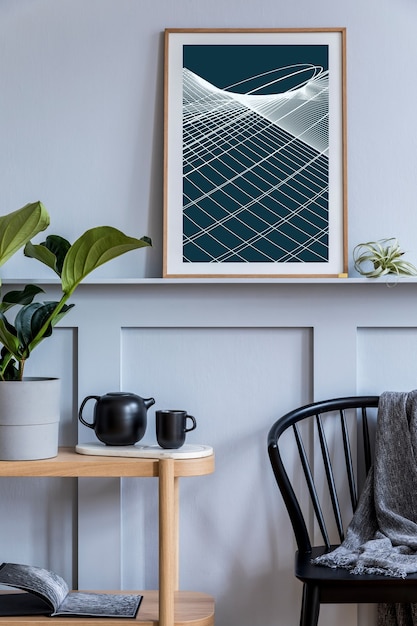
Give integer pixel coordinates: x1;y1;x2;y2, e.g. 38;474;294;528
0;563;68;613
55;592;142;618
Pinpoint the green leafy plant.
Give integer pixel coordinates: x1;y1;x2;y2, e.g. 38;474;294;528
0;201;151;380
353;238;417;278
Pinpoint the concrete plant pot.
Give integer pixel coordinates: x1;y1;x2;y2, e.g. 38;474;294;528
0;378;60;460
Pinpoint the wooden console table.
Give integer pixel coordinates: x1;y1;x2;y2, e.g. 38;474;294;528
0;447;215;625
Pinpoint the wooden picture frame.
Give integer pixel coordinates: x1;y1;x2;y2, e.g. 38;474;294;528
163;28;347;278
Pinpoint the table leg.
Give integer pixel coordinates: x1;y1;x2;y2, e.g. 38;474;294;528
173;476;179;590
159;459;176;626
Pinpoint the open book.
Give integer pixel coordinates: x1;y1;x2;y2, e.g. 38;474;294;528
0;563;142;618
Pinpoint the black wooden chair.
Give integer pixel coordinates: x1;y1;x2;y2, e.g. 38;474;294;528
267;396;417;626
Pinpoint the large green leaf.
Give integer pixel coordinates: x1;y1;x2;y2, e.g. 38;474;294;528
15;303;50;351
0;313;21;358
43;300;75;328
61;227;152;294
0;348;20;381
0;202;50;269
0;285;45;313
24;235;71;276
23;241;57;274
15;301;74;356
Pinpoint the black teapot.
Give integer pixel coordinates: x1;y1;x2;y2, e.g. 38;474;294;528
78;392;155;445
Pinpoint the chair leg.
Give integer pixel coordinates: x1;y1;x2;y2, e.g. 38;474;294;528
300;584;320;626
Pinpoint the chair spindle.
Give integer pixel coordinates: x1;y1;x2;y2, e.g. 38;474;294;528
316;414;345;543
340;409;358;511
293;422;331;550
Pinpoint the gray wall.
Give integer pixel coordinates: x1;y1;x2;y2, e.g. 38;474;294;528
1;2;417;626
2;0;417;276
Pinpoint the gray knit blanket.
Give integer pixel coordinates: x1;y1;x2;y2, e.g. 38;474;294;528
313;390;417;626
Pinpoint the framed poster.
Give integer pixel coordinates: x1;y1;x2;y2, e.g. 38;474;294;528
163;28;347;278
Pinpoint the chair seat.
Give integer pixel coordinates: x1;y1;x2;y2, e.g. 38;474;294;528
296;546;417;604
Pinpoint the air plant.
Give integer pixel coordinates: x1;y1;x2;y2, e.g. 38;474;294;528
353;238;417;278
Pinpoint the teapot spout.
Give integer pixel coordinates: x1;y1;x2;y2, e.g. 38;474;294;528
144;397;156;410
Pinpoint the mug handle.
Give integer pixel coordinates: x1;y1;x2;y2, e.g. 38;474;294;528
185;414;197;432
78;395;100;429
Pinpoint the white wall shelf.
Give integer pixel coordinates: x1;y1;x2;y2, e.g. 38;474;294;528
2;277;416;285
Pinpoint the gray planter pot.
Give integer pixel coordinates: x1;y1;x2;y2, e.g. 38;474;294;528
0;378;60;460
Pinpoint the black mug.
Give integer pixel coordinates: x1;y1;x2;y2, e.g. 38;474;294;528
156;410;197;449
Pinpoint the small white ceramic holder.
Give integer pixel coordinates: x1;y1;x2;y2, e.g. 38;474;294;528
75;442;213;459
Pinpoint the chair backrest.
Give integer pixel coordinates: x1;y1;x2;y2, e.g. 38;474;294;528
267;396;379;555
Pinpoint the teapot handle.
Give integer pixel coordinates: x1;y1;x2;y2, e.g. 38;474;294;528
78;395;100;428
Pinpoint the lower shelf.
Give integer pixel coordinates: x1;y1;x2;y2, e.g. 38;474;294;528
0;591;215;625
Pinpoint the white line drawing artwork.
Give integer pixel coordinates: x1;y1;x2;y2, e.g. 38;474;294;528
182;62;329;264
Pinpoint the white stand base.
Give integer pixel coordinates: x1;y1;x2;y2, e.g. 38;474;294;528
75;442;213;459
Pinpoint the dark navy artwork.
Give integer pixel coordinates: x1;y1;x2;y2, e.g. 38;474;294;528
182;44;330;264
